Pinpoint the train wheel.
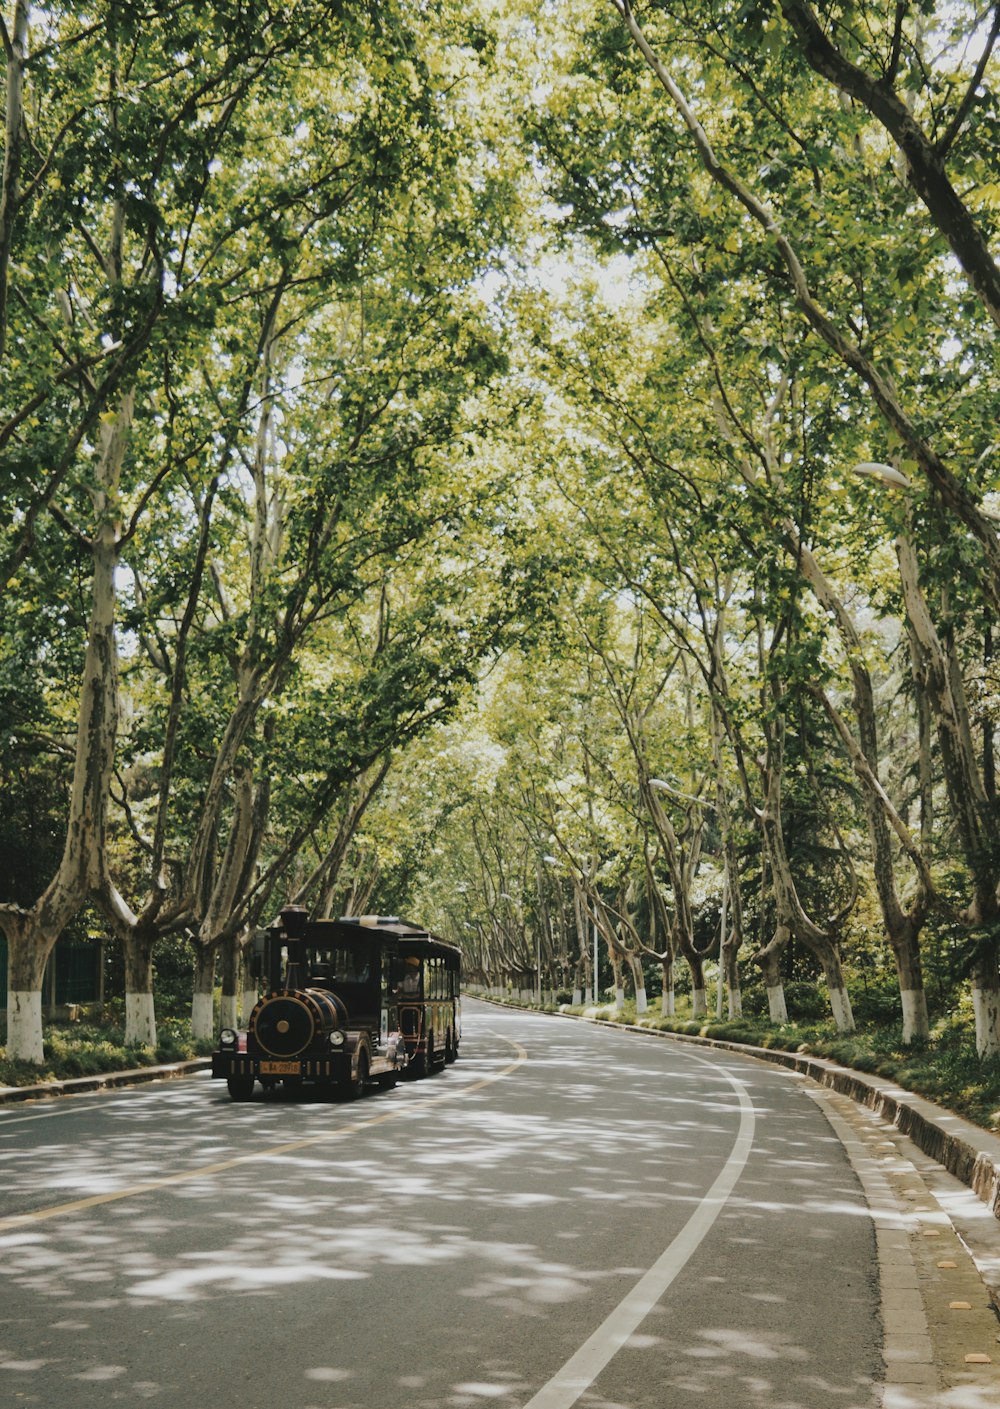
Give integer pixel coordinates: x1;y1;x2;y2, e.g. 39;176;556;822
345;1048;369;1100
405;1052;424;1080
226;1075;255;1102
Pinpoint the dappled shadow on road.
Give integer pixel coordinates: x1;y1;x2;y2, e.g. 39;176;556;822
0;1006;881;1408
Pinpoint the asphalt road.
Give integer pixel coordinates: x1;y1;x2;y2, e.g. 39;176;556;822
0;1001;881;1409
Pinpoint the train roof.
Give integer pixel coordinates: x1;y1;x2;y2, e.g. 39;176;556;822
337;915;461;959
270;909;460;960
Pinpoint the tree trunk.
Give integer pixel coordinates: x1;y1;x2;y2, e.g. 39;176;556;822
891;915;930;1044
629;954;648;1014
1;397;132;1061
191;943;216;1041
687;951;706;1016
240;931;260;1025
661;957;675;1016
723;941;743;1019
972;944;1000;1057
757;925;790;1024
4;919;48;1064
823;959;855;1036
610;948;625;1010
220;931;240;1030
0;0;29;361
760;759;856;1033
124;926;157;1048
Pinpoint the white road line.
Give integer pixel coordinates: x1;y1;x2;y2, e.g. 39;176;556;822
521;1058;756;1409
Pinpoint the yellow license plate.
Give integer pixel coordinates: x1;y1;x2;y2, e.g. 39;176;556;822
259;1061;300;1075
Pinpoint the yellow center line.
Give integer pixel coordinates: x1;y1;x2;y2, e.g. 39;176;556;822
0;1038;528;1233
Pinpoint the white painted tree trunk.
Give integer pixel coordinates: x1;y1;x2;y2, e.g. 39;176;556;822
6;991;44;1064
126;992;156;1049
572;986;582;1006
219;992;238;1030
661;987;675;1017
766;984;789;1024
691;986;707;1017
584;986;593;1005
828;984;856;1034
191;943;216;1040
635;985;647;1015
972;985;1000;1057
900;989;928;1046
240;986;259;1025
615;985;625;1011
728;989;743;1020
191;990;214;1041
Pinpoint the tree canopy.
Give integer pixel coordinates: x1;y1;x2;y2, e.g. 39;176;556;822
3;0;1000;1062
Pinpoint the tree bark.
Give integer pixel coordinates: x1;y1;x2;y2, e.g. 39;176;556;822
972;953;1000;1058
628;953;648;1014
0;0;29;361
220;930;240;1031
757;925;790;1024
793;528;932;1042
124;923;157;1049
778;0;1000;331
1;394;133;1060
191;943;216;1042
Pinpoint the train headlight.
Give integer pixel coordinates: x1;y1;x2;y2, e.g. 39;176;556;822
329;1030;346;1048
220;1028;238;1049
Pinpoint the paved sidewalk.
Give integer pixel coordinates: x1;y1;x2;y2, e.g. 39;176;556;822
819;1087;1000;1407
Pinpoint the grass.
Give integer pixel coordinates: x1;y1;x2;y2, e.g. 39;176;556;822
473;991;1000;1135
0;1017;215;1090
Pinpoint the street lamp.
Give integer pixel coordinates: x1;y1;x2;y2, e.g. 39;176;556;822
852;460;912;490
854;460;1000;524
648;776;714;809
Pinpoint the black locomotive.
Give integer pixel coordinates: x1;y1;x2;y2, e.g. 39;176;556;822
211;904;460;1101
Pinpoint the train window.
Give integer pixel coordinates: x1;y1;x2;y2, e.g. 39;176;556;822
310;947;369;983
392;955;422;997
381;951;397;1004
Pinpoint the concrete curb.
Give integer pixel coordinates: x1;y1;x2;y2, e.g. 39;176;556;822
0;1057;212;1104
475;997;1000;1225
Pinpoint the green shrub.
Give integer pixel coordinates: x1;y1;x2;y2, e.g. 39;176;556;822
0;1018;213;1088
